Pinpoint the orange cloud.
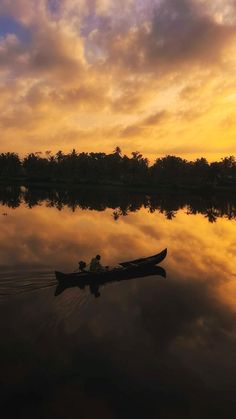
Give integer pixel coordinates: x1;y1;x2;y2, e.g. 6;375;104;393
0;0;236;159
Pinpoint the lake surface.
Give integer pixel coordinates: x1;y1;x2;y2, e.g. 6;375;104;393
1;186;236;418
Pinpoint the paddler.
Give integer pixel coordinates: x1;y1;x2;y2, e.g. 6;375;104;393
89;254;104;272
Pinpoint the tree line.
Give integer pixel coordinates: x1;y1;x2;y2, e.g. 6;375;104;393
1;148;236;187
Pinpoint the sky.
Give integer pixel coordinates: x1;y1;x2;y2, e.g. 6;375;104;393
1;0;236;160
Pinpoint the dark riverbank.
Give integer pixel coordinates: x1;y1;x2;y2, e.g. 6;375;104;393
1;151;236;192
0;176;235;195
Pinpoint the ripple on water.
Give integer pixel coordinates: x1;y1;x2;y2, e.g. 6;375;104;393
0;269;57;297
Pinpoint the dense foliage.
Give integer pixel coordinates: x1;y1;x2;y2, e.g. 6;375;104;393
0;149;236;187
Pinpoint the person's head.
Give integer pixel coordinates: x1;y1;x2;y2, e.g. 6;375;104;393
96;254;101;260
78;261;86;271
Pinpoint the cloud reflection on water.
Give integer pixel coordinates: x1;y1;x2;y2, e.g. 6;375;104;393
0;202;236;417
0;203;235;281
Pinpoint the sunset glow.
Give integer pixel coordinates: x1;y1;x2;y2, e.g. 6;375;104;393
1;0;236;159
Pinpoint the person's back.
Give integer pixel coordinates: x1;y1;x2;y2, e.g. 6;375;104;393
90;254;102;272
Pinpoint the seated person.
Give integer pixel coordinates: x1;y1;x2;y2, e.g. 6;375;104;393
90;254;104;272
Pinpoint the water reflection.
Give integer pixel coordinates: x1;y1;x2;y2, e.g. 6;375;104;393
55;266;166;298
1;183;236;222
0;187;236;418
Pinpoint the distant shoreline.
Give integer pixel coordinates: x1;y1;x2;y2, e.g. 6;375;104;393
1;151;236;192
0;176;235;194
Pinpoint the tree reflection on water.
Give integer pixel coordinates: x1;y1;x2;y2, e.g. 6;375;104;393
0;184;236;223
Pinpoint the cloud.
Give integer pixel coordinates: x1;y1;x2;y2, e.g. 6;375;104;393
92;0;236;75
30;24;85;79
144;110;168;125
119;110;169;138
0;34;27;69
1;0;236;158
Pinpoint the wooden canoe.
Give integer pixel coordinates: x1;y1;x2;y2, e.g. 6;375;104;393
118;248;167;267
55;248;167;285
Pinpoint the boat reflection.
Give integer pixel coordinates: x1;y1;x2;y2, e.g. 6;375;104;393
54;265;166;298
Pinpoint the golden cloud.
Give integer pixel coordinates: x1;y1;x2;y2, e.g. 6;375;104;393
0;0;236;159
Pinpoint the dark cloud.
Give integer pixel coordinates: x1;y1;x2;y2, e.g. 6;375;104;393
119;123;145;138
119;110;168;138
96;0;236;74
0;34;26;68
0;21;84;82
29;27;82;78
143;110;168;125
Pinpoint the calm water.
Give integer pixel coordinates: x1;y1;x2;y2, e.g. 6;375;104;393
1;187;236;418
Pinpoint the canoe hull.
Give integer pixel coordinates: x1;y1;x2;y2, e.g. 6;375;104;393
55;265;166;284
119;248;167;268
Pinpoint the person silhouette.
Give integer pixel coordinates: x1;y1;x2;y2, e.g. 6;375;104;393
89;254;103;272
